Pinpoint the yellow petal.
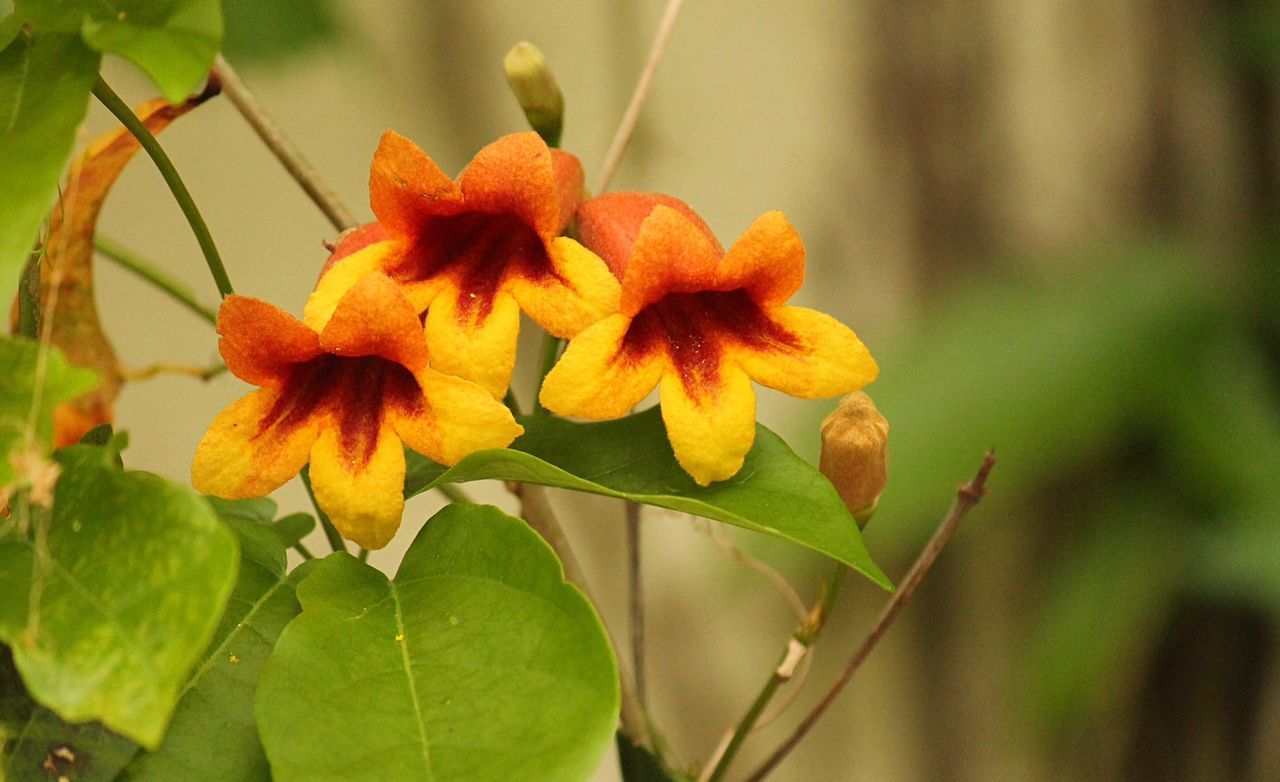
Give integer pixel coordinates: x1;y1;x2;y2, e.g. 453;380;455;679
424;285;521;398
192;389;321;499
393;368;524;465
734;306;878;398
658;364;756;486
308;421;405;550
303;240;396;331
508;237;621;338
540;314;662;419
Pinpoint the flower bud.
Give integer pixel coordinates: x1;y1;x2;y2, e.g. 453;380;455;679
503;42;565;147
819;391;888;526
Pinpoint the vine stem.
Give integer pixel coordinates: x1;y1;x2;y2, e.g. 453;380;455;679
95;236;218;325
211;55;358;232
300;467;346;554
594;0;687;194
626;500;645;707
92;76;233;298
743;451;998;781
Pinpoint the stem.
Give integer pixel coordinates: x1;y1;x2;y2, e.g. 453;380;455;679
292;542;315;560
435;483;473;505
627;500;646;706
300;466;346;554
358;547;370;563
744;451;997;781
123;361;227;382
702;565;846;782
532;333;562;413
594;0;686;194
92;76;233;298
95;237;217;325
212;55;358;232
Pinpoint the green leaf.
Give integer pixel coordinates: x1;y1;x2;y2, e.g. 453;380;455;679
404;409;890;589
0;336;98;489
0;32;99;315
120;512;301;780
222;0;340;65
617;733;692;782
0;445;239;748
255;503;619;782
2;703;137;782
16;0;222;102
270;512;315;549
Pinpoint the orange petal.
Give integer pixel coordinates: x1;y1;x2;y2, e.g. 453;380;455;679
658;363;756;486
507;237;620;338
369;130;464;237
424;285;521;398
457;132;560;237
733;306;879;398
218;296;323;387
550;150;585;233
540;314;662;419
308;421;405;550
392;368;523;465
318;273;429;373
620;205;723;317
192;388;323;499
577;192;720;279
715;211;805;306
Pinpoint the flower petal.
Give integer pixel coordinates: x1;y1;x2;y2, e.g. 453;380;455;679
424;284;521;398
318;273;429;373
457;132;560;237
577;192;720;278
540;314;662;419
192;388;322;499
316;221;387;282
218;296;323;387
715;211;805;306
659;363;756;486
550;150;585;233
308;421;405;550
369;130;463;237
507;237;621;338
392;368;523;465
621;205;723;317
733;306;879;398
304;240;399;331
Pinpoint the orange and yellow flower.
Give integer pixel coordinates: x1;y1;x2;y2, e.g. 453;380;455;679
193;273;522;549
540;193;878;486
305;131;620;398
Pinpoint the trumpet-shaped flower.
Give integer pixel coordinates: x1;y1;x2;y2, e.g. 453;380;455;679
193;273;522;549
540;193;878;486
305;131;620;397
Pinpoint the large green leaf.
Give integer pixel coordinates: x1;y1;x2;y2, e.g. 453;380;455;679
0;32;99;313
16;0;222;101
0;336;98;489
0;445;239;749
120;510;302;780
255;503;619;782
404;409;890;589
2;703;137;782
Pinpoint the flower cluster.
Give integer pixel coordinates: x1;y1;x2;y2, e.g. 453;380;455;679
194;131;876;547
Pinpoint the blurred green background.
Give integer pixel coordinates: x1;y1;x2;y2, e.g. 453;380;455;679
84;1;1280;779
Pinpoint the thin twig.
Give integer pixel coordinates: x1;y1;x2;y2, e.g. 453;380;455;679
701;566;846;782
505;482;651;747
744;451;997;781
92;76;234;298
123;361;227;382
212;55;358;232
593;0;686;194
627;500;646;706
95;236;218;325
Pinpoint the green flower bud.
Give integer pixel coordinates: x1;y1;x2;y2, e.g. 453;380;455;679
503;41;565;147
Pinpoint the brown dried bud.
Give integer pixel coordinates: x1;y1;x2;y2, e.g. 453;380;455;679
819;391;889;525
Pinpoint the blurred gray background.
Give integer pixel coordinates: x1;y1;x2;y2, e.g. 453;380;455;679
84;1;1280;779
